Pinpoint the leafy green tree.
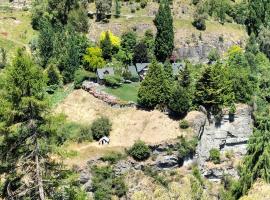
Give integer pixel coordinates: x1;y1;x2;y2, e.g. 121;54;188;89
83;47;106;71
91;116;112;140
67;5;89;33
258;27;270;59
143;29;155;59
128;140;151;161
100;31;113;61
95;0;112;21
138;61;171;109
121;31;137;54
154;0;174;62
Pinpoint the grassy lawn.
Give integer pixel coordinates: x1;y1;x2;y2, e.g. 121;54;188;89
103;82;140;103
48;84;74;108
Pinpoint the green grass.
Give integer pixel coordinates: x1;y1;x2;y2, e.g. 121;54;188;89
48;84;74;107
103;82;140;103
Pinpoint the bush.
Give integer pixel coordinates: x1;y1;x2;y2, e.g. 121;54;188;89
209;148;221;164
140;0;148;8
91;116;112;140
128;140;151;161
177;136;198;159
74;68;96;89
104;74;122;87
179;120;189;129
101;151;125;164
192;18;206;31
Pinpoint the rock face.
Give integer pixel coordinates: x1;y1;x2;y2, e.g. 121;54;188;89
186;104;253;180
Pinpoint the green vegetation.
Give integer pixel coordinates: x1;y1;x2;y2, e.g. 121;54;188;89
179;120;190;129
101;151;126;164
128;140;151;161
92;165;127;200
91;116;112;140
209;148;221;164
48;84;74;107
177;136;198;160
104;82;139;102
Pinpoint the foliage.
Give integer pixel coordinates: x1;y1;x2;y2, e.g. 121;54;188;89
209;148;221;164
101;151;125;164
92;166;127;199
91;116;112;140
0;49;80;199
133;42;149;64
169;85;191;115
74;68;96;89
103;74;122;87
179;120;189;129
143;29;155;59
45;63;63;87
83;47;106;71
176;136;198;160
192;1;207;30
154;0;174;62
67;5;89;33
100;31;113;60
95;0;113;21
143;166;169;187
128;140;151;161
100;31;121;49
115;0;121;18
138;61;171;109
208;48;220;63
121;31;137;55
257;27;270;60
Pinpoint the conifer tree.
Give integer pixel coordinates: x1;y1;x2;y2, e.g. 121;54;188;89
0;49;81;199
133;42;149;64
100;31;113;61
154;0;174;62
138;61;171;109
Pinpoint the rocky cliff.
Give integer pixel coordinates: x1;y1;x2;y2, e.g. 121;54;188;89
186;104;254;180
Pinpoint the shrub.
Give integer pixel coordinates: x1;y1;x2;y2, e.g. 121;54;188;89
192;17;206;30
101;151;125;164
74;68;96;89
140;0;148;8
128;140;151;161
209;148;221;164
104;74;122;87
179;120;189;129
91;116;112;140
177;136;198;159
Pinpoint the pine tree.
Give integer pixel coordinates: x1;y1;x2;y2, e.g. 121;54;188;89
0;49;81;199
138;61;171;109
100;31;113;61
154;0;174;62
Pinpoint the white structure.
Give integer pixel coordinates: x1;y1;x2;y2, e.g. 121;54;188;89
99;136;110;145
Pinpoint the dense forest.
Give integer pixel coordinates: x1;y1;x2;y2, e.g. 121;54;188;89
0;0;270;199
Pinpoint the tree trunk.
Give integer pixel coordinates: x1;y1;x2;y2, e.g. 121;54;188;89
35;143;45;200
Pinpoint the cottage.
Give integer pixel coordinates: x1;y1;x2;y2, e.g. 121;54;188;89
172;62;185;76
96;67;114;84
135;63;150;80
99;136;110;145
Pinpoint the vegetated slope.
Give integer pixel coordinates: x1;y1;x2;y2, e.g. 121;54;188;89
0;10;35;57
55;89;190;165
88;0;247;49
239;180;270;200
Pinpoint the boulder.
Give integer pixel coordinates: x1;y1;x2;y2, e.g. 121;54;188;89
155;155;179;169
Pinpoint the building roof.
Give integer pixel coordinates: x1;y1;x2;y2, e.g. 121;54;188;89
136;63;150;73
99;136;110;143
128;65;138;76
172;62;185;76
97;67;114;80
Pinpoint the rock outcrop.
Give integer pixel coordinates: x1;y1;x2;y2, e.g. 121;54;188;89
186;104;253;180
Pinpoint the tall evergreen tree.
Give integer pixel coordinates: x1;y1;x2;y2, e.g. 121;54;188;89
0;49;51;199
100;31;113;61
154;0;174;62
138;61;171;109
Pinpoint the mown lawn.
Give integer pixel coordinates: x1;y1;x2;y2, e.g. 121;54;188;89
104;82;140;103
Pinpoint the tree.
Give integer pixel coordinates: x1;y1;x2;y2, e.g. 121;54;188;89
95;0;112;21
67;5;89;33
45;63;63;87
133;42;149;64
83;47;106;71
143;29;155;59
0;49;51;199
115;0;121;18
154;0;174;62
100;31;113;61
258;27;270;59
138;61;171;109
246;0;270;35
121;31;137;54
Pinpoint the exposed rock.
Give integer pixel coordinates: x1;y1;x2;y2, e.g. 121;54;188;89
186;104;253;180
80;170;91;184
155;155;179;169
114;160;133;176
